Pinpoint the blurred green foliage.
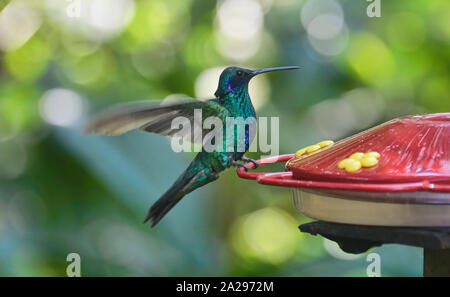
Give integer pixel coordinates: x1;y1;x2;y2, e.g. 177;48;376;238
0;0;448;276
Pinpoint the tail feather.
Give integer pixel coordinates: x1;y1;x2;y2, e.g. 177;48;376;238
144;195;184;227
144;173;189;227
144;159;220;227
144;153;219;227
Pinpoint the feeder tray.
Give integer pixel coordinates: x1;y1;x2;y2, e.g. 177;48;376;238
238;113;450;227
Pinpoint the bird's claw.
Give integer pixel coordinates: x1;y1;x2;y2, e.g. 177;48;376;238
230;160;249;172
242;157;259;169
240;164;249;172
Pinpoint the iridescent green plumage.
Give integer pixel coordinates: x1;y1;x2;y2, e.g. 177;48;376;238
86;66;298;227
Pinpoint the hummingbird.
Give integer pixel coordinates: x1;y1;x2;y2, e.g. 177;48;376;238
86;66;299;227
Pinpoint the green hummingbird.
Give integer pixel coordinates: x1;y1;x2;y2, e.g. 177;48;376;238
86;66;299;227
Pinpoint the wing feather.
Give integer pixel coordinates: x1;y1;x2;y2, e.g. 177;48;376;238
85;99;228;143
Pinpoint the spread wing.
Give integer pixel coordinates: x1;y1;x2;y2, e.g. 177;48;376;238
85;98;229;144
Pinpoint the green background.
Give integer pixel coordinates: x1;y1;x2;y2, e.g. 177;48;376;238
0;0;448;276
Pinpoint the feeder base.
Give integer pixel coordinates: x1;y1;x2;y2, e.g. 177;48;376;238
299;221;450;276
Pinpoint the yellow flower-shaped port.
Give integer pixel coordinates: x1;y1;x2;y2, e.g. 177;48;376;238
364;151;380;159
294;148;307;158
317;140;334;148
349;152;364;160
305;145;321;153
294;140;334;158
338;158;361;172
338;151;380;172
361;157;378;167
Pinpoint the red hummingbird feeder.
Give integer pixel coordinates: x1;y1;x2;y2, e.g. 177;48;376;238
238;113;450;227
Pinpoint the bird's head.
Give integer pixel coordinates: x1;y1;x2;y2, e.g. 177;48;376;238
214;66;299;98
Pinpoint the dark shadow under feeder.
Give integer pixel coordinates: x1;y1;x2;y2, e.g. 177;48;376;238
238;113;450;276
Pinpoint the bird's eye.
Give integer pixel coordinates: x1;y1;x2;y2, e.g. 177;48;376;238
236;70;243;77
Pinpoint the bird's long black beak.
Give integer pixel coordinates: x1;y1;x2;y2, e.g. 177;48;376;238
251;66;299;76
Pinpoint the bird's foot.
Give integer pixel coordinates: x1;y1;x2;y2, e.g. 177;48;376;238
230;160;249;172
241;157;259;169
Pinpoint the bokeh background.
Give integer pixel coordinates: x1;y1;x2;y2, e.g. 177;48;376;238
0;0;449;276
